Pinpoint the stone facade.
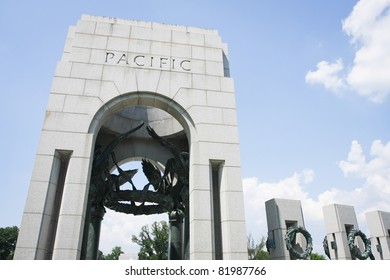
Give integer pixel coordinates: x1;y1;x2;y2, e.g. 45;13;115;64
14;15;247;260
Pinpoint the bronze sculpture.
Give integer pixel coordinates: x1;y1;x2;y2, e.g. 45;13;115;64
83;123;189;259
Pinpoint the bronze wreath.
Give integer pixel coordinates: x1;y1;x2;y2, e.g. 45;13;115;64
104;189;175;215
323;235;331;259
285;226;313;259
347;229;375;260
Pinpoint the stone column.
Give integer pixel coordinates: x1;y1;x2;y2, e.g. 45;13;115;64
265;198;307;260
84;205;105;260
168;210;184;260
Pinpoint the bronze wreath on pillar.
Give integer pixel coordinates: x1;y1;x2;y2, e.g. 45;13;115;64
347;229;375;260
285;226;313;259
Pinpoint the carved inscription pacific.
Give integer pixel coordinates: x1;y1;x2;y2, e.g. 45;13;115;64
105;52;191;72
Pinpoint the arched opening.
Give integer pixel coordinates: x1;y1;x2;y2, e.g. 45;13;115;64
99;159;168;259
83;91;193;259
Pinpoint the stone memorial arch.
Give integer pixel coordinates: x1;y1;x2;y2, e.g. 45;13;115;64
14;15;247;260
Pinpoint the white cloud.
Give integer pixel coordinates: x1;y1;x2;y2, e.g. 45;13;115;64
339;140;390;177
306;0;390;103
344;0;390;102
305;59;346;92
342;0;390;42
243;139;390;255
302;168;315;184
339;140;366;176
339;139;390;194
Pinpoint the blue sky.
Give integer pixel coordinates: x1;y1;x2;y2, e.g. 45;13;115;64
1;0;390;257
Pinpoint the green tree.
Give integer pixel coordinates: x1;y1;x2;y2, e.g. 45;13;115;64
310;252;326;260
0;226;19;260
247;234;270;260
131;221;168;260
102;246;124;260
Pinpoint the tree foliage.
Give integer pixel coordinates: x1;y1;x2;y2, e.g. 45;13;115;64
102;246;124;260
131;221;168;260
247;234;270;260
0;226;19;260
310;252;326;260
